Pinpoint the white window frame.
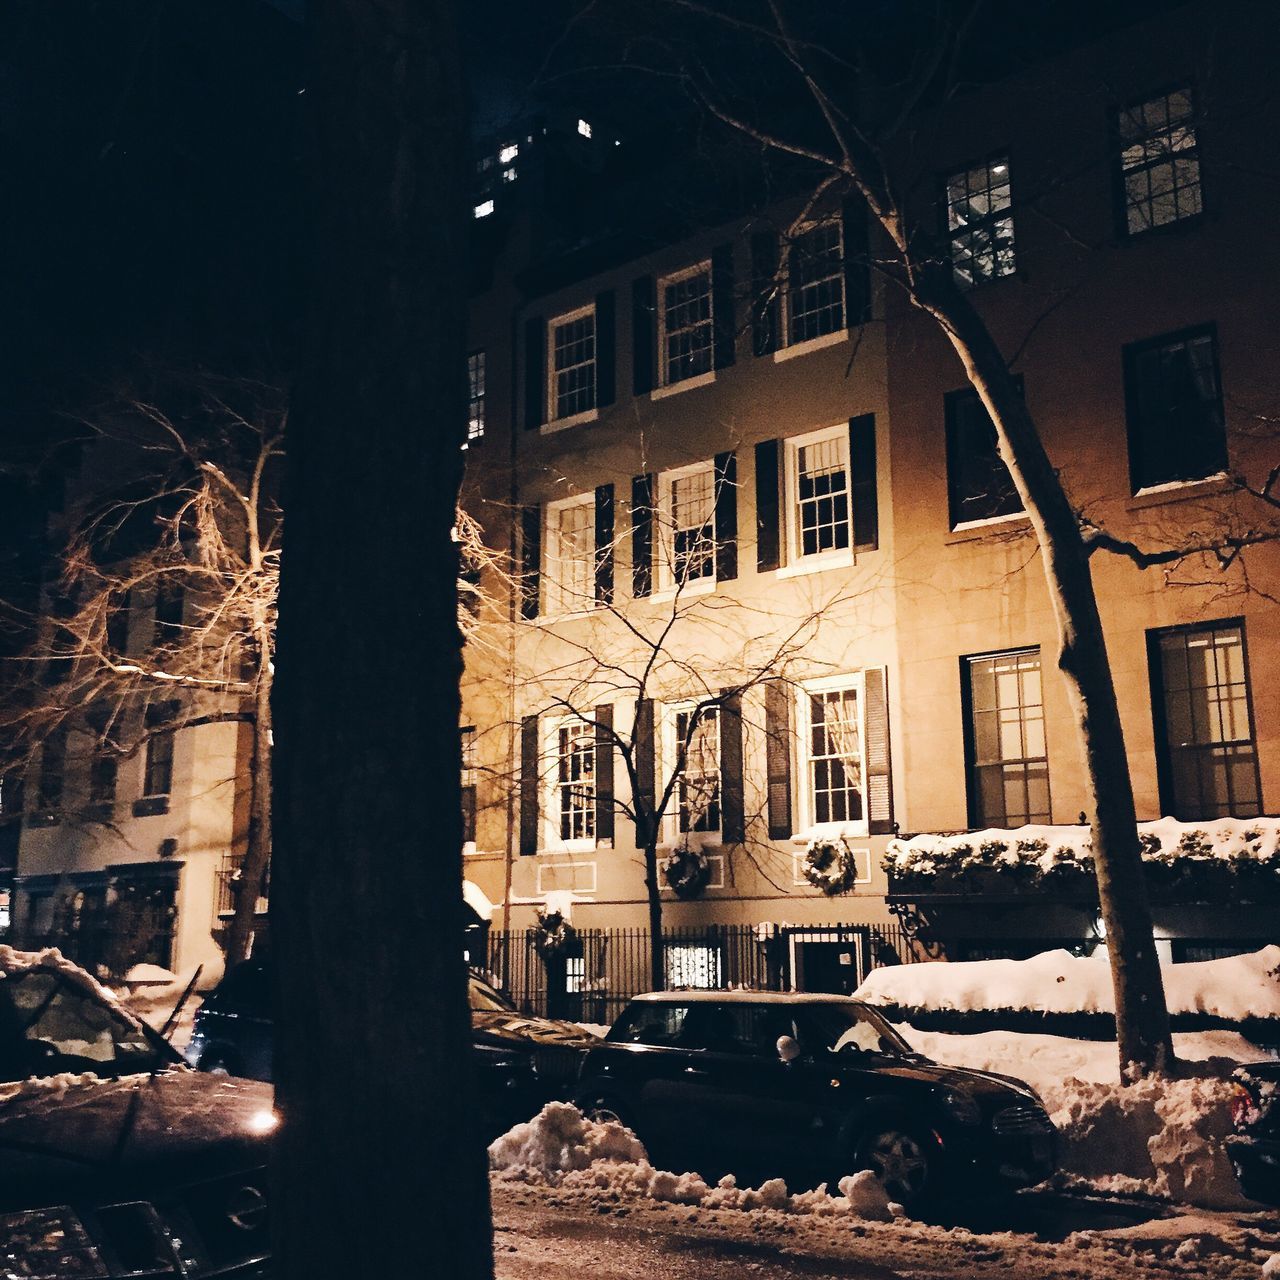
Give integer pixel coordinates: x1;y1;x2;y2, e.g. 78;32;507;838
466;350;486;442
654;461;717;596
656;260;715;392
781;425;855;575
547;304;598;427
461;725;478;855
796;672;869;839
659;701;722;847
544;715;597;854
544;494;597;616
778;217;846;358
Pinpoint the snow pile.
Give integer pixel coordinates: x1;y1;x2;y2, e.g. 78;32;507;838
489;1102;902;1222
0;1071;101;1106
1263;1253;1280;1278
856;946;1280;1020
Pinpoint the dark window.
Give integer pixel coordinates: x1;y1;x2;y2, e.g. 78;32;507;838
467;352;486;441
88;752;117;811
461;726;477;844
153;582;184;645
106;590;131;654
142;704;178;799
36;729;68;813
945;156;1015;288
1149;621;1261;820
787;221;844;345
550;309;596;420
963;649;1051;827
660;264;714;385
1124;326;1226;491
945;386;1022;527
1116;88;1201;236
608;1002;689;1046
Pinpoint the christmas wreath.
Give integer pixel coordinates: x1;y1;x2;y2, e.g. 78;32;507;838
533;907;578;958
803;837;857;896
660;846;713;900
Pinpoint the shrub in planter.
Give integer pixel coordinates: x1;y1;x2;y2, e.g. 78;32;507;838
661;846;713;900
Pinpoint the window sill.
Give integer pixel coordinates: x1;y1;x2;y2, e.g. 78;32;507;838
132;795;170;818
657;835;722;853
775;548;855;579
1128;472;1232;512
772;329;847;363
945;511;1031;545
530;603;603;624
650;370;716;400
540;839;608;857
541;408;599;434
790;821;870;846
648;576;717;603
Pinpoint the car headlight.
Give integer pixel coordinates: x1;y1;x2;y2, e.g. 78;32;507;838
0;1207;108;1279
940;1089;983;1126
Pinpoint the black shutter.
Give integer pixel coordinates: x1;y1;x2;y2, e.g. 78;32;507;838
841;197;870;328
595;289;616;408
519;714;540;856
719;691;744;844
750;230;781;356
595;703;615;841
849;414;879;551
634;698;656;847
631;473;654;599
713;451;738;582
711;242;736;369
864;667;894;834
764;681;792;840
754;438;781;572
594;484;615;606
520;504;541;620
632;275;656;396
524;316;546;429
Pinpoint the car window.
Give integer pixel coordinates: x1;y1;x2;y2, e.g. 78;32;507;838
681;1004;798;1056
796;1002;912;1058
608;1003;689;1046
467;978;517;1013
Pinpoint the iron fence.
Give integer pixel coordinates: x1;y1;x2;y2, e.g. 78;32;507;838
480;920;921;1024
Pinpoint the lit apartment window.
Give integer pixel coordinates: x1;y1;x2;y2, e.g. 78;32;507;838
545;496;595;614
945;386;1022;527
555;720;595;843
963;649;1050;827
945;156;1015;287
548;305;597;420
658;463;716;589
658;263;713;385
577;118;592;139
1150;621;1261;820
800;676;866;829
786;220;844;345
467;351;486;441
785;426;851;562
1117;88;1201;235
666;704;721;837
473;200;494;219
1124;326;1226;491
663;943;721;989
461;726;477;844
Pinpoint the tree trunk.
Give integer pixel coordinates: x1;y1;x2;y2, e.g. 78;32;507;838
271;2;493;1278
643;836;665;991
913;266;1174;1078
225;649;272;966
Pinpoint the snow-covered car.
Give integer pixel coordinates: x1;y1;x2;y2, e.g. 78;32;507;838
0;946;274;1278
574;990;1057;1208
188;959;599;1131
1226;1059;1280;1205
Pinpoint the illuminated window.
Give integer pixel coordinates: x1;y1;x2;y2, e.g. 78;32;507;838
658;263;713;385
473;199;494;219
545;495;595;614
1117;88;1201;235
785;426;851;562
946;156;1015;287
548;306;597;420
577;118;592;138
555;720;595;843
663;944;721;989
800;677;866;829
467;351;486;441
663;704;721;839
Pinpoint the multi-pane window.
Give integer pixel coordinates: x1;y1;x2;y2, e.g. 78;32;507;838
945;156;1015;288
786;221;844;345
788;428;851;560
549;307;597;420
1150;622;1261;821
556;720;595;843
963;649;1050;828
1117;88;1201;236
945;386;1023;527
142;703;177;799
671;705;721;835
659;264;713;385
663;945;721;990
461;726;477;845
663;464;716;587
88;752;117;811
35;729;68;813
1124;326;1226;491
467;351;486;442
546;497;595;613
803;679;865;827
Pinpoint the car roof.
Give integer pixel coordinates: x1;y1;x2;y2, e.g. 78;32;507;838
626;990;864;1005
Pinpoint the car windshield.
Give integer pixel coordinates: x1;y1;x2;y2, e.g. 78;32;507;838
468;977;516;1013
0;969;170;1083
798;1002;915;1058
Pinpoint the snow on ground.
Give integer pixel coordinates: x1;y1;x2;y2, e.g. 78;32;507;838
489;1101;902;1221
898;1024;1270;1209
856;945;1280;1020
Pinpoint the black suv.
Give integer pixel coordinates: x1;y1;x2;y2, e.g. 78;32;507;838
0;947;273;1278
575;991;1056;1207
1226;1060;1280;1205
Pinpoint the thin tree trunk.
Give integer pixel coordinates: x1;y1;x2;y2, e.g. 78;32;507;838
225;649;272;965
644;837;665;991
271;2;494;1278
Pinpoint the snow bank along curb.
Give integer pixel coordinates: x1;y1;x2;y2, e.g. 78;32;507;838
489;1101;904;1222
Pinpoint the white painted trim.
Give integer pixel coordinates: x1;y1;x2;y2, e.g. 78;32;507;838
546;302;598;425
794;671;870;839
782;425;855;572
656;260;714;390
772;328;848;362
650;370;716;400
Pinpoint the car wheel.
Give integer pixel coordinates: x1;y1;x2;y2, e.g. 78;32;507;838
853;1125;934;1206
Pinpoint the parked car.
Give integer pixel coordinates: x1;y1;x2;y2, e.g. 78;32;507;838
1226;1059;1280;1205
0;947;273;1278
574;990;1057;1207
187;959;599;1131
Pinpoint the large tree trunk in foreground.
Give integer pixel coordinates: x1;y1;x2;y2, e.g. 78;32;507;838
272;3;494;1278
225;655;272;967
